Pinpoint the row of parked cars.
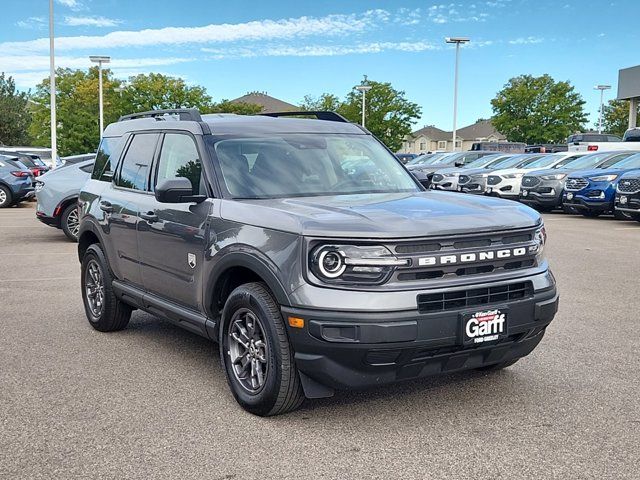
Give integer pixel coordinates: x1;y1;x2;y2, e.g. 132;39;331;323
405;149;640;222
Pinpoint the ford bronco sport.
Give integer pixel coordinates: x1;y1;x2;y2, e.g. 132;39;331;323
78;109;558;416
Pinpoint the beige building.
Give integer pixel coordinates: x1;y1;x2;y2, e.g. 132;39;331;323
400;119;507;154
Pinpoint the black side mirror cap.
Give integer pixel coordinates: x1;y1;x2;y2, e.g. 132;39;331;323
454;162;463;167
155;178;206;204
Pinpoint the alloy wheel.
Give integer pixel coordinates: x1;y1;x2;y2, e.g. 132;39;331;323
67;208;80;238
0;189;7;206
85;259;105;317
227;309;269;393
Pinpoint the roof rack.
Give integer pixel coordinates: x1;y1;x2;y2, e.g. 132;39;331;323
259;111;349;123
118;108;203;122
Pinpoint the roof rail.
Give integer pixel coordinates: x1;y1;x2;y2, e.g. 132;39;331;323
259;111;349;123
118;108;203;122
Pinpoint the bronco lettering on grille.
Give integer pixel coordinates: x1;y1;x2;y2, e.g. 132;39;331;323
418;247;527;266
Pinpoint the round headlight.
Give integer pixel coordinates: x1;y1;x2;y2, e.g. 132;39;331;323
317;249;346;278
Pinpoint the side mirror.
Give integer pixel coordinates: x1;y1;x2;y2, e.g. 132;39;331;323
155;178;206;204
454;161;464;167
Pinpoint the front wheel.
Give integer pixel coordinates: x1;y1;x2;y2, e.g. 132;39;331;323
220;282;304;416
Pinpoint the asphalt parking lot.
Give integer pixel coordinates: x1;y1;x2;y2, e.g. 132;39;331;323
1;203;639;479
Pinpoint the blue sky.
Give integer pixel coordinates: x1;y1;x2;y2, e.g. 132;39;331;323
1;0;637;131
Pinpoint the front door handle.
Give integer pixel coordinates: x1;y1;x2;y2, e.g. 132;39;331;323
99;201;113;213
140;211;158;223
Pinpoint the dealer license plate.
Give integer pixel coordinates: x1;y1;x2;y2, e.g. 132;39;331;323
461;308;508;346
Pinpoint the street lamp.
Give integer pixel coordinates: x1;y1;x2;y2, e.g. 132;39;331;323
355;84;372;128
594;84;611;134
48;0;56;169
445;37;470;151
89;55;111;135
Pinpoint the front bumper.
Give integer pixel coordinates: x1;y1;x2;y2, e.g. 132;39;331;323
563;191;613;212
283;274;558;393
615;191;640;214
519;180;564;208
485;178;522;199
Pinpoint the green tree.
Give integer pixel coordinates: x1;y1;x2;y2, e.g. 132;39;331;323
300;93;342;112
0;73;32;145
120;73;212;112
337;81;421;152
601;99;639;137
490;74;587;144
28;67;124;156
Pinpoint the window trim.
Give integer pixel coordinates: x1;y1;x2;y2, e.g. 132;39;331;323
151;131;209;197
113;132;161;194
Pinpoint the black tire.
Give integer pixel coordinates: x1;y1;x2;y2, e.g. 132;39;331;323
0;185;12;208
220;282;304;416
81;244;132;332
61;203;80;242
581;210;601;218
632;213;640;223
477;358;520;372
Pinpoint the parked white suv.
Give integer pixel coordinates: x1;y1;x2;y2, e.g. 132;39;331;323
486;152;588;200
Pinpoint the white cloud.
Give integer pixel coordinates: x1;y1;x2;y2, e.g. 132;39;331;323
64;16;122;28
56;0;82;9
0;11;387;55
508;36;544;45
203;41;441;59
16;17;47;29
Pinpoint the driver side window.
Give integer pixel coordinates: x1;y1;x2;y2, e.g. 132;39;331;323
155;133;205;195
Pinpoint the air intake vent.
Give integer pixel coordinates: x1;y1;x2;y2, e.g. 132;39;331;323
417;282;532;313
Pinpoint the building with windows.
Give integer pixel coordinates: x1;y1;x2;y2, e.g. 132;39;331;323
399;119;506;154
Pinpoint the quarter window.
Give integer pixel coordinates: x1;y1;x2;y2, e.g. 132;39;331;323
92;137;119;182
156;133;204;195
115;133;159;191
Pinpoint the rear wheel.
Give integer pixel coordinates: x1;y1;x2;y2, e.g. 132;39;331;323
81;244;131;332
220;282;304;416
0;186;12;208
61;203;80;241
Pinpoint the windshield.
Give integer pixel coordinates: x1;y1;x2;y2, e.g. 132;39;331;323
522;154;565;169
464;154;507;169
607;152;640;169
563;152;626;170
213;134;420;199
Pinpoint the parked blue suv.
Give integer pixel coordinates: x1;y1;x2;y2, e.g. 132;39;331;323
0;154;34;208
563;152;640;218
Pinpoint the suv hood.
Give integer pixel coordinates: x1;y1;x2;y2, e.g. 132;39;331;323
569;167;626;178
221;192;540;238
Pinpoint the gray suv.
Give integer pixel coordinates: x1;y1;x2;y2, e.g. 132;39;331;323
78;109;558;416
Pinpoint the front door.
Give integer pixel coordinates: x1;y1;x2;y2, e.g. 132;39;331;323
103;132;159;287
137;132;211;310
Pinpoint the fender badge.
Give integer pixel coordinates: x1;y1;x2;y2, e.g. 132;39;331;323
188;253;197;269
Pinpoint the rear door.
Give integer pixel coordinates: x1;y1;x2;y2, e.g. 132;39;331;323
101;132;159;287
137;132;211;310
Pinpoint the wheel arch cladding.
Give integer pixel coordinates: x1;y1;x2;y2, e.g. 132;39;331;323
77;222;102;261
207;253;292;319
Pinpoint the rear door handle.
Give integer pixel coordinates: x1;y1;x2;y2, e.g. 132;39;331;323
99;201;113;213
140;211;158;223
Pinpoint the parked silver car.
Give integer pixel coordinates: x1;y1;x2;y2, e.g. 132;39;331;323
35;159;94;241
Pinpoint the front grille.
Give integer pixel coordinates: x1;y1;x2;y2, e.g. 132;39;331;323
565;177;589;191
521;176;540;188
458;175;470;185
417;281;533;313
487;175;502;186
618;178;640;193
432;174;444;183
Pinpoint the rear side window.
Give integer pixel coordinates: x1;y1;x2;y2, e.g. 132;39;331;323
155;133;204;195
92;137;119;182
115;133;159;191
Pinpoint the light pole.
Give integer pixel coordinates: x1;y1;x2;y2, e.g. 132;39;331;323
89;56;111;135
594;84;611;134
355;84;372;129
48;0;57;169
445;37;470;151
